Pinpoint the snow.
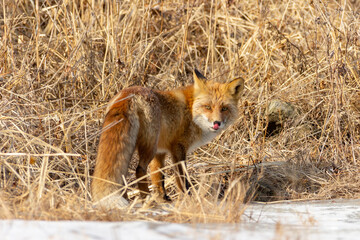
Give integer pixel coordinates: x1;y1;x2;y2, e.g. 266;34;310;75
243;199;360;240
1;199;360;240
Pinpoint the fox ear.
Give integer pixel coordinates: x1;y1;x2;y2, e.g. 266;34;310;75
193;69;207;93
226;77;244;99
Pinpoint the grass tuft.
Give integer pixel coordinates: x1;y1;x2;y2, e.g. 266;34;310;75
1;0;360;222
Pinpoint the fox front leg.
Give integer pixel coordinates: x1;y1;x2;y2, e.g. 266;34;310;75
171;144;191;193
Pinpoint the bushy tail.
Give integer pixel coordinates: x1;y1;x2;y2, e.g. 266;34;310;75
91;100;139;207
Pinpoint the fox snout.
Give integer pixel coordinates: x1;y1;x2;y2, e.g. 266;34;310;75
212;121;221;130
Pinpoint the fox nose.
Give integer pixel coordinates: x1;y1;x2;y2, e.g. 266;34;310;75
213;121;221;130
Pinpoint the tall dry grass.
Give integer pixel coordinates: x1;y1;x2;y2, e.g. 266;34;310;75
1;0;360;222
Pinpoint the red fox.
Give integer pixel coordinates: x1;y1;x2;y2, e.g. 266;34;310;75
91;69;244;208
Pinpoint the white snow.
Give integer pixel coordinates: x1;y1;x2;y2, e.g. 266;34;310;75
1;199;360;240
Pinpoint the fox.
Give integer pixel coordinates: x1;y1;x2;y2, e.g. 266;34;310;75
91;69;244;208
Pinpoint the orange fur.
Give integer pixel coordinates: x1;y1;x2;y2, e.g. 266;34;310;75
91;70;244;207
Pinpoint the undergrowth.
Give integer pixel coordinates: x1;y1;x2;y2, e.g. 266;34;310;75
1;0;360;222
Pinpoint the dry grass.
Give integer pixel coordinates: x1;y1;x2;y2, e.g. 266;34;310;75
1;0;360;223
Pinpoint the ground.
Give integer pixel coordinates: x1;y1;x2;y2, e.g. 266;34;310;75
0;0;360;223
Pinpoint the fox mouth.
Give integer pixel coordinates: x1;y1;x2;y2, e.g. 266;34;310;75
211;121;221;131
210;125;221;131
209;127;219;132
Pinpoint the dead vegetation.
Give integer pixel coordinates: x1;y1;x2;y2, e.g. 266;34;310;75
1;0;360;223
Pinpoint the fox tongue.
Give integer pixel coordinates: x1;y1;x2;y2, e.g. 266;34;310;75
213;123;220;130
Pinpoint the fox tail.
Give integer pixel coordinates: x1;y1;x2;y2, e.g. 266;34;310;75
91;98;139;208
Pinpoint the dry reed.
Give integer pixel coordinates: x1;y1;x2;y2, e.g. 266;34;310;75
1;0;360;222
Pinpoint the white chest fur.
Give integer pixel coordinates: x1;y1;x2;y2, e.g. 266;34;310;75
187;130;219;153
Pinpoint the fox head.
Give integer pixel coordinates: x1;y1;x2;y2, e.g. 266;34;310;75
192;69;244;133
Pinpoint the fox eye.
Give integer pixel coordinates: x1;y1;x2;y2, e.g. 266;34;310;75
204;105;212;110
221;106;228;112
